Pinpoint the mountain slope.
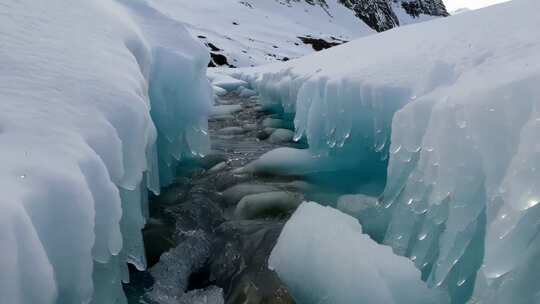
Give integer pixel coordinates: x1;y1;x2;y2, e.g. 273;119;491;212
147;0;448;67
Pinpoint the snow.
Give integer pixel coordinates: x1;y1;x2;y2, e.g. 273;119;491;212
208;70;248;91
444;0;510;12
0;0;211;303
146;0;375;67
232;0;540;302
269;202;448;304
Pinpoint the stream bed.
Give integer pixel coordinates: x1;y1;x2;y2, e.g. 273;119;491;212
124;91;312;303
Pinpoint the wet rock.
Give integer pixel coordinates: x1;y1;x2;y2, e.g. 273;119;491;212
211;104;242;116
209;220;295;304
208;161;227;173
209;114;235;122
243;123;257;131
179;286;225;304
198;153;228;169
222;183;281;207
214;171;253;191
257;130;270;140
235;191;303;220
257;127;275;140
218;126;246;136
262;118;294;130
143;232;211;303
143;218;175;267
268;128;294;144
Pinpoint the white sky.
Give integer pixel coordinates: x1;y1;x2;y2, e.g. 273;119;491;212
444;0;510;12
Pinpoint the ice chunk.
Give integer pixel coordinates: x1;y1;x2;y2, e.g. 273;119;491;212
213;86;227;96
269;202;448;304
208;70;248;91
337;194;387;240
237;87;257;98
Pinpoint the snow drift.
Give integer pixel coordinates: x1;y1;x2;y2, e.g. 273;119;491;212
232;0;540;302
0;0;211;303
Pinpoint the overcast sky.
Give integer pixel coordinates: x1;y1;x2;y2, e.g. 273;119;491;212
443;0;510;12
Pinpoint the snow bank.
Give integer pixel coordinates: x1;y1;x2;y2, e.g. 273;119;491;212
0;0;211;303
270;202;447;304
235;0;540;302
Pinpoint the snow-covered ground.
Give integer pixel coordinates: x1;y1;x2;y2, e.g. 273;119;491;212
146;0;442;67
145;0;372;67
224;0;540;302
0;0;211;303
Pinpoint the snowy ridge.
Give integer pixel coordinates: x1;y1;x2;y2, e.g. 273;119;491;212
230;0;540;302
0;0;211;303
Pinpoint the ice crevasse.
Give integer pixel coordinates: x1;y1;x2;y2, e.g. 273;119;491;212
232;0;540;303
0;0;211;303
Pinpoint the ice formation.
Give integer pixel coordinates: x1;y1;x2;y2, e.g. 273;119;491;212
0;0;211;303
233;0;540;302
269;202;448;304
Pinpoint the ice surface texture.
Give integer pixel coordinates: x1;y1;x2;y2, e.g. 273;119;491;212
0;0;211;303
234;0;540;302
270;202;448;304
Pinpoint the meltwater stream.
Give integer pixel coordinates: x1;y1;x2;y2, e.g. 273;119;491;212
124;91;310;303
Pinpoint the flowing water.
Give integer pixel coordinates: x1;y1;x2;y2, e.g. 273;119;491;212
124;92;311;303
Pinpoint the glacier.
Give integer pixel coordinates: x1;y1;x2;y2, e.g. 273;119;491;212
0;0;211;303
228;0;540;302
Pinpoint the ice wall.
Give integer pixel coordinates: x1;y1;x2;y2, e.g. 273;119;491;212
233;0;540;302
0;0;211;303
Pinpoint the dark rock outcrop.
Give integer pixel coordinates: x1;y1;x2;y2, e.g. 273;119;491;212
291;0;449;32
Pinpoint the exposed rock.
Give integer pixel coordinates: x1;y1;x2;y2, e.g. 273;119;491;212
298;36;345;51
